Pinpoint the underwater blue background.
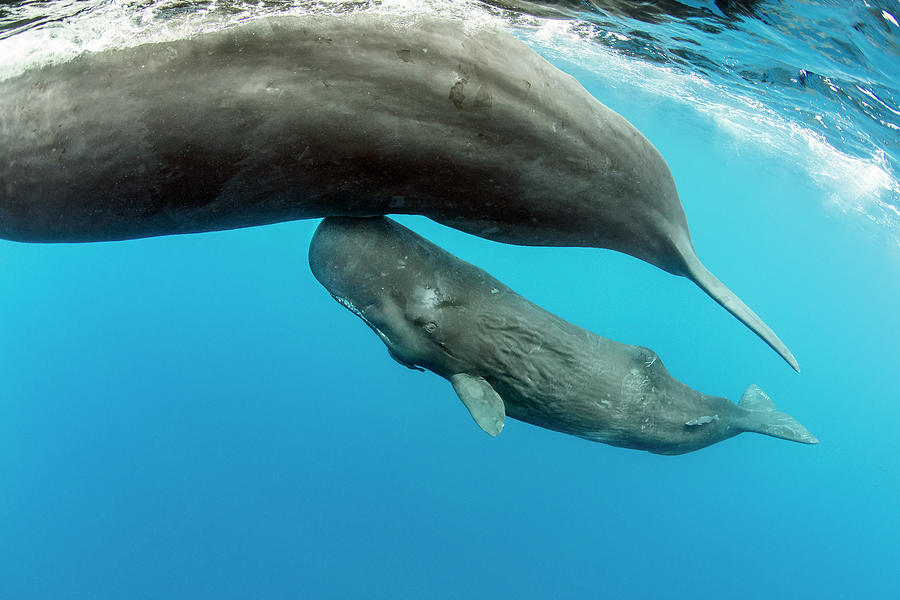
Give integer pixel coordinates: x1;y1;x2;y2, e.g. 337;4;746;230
1;1;899;599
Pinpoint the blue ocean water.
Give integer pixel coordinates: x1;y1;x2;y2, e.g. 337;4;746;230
0;1;898;599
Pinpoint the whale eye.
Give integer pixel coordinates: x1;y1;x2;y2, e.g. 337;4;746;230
423;322;437;334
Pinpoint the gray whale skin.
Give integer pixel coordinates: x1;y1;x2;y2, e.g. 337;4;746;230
0;13;796;370
309;217;816;455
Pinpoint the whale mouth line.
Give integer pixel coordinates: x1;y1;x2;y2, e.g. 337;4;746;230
436;341;460;362
331;293;392;345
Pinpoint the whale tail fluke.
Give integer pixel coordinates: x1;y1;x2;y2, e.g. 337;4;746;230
736;384;818;445
679;250;800;372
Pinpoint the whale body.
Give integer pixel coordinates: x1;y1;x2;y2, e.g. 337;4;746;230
308;216;816;454
0;13;796;369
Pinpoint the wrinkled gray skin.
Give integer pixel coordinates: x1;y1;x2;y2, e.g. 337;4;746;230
0;13;796;370
309;217;816;455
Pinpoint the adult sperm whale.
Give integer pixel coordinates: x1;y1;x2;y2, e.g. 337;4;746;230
0;13;797;370
309;217;816;454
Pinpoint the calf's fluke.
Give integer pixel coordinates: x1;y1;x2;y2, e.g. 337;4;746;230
737;385;818;444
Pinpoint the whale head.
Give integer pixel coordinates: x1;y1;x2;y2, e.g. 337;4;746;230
308;216;473;375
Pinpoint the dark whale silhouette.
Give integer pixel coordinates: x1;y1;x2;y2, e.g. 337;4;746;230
309;216;816;454
0;13;797;370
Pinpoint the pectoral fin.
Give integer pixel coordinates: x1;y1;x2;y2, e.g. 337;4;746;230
450;374;506;437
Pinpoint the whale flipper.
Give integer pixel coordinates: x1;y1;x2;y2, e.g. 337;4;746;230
450;374;506;437
737;385;818;444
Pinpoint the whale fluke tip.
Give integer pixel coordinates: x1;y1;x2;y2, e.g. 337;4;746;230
738;384;817;444
680;252;800;372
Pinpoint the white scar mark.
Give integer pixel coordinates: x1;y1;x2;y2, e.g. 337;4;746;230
413;285;440;308
685;415;720;427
